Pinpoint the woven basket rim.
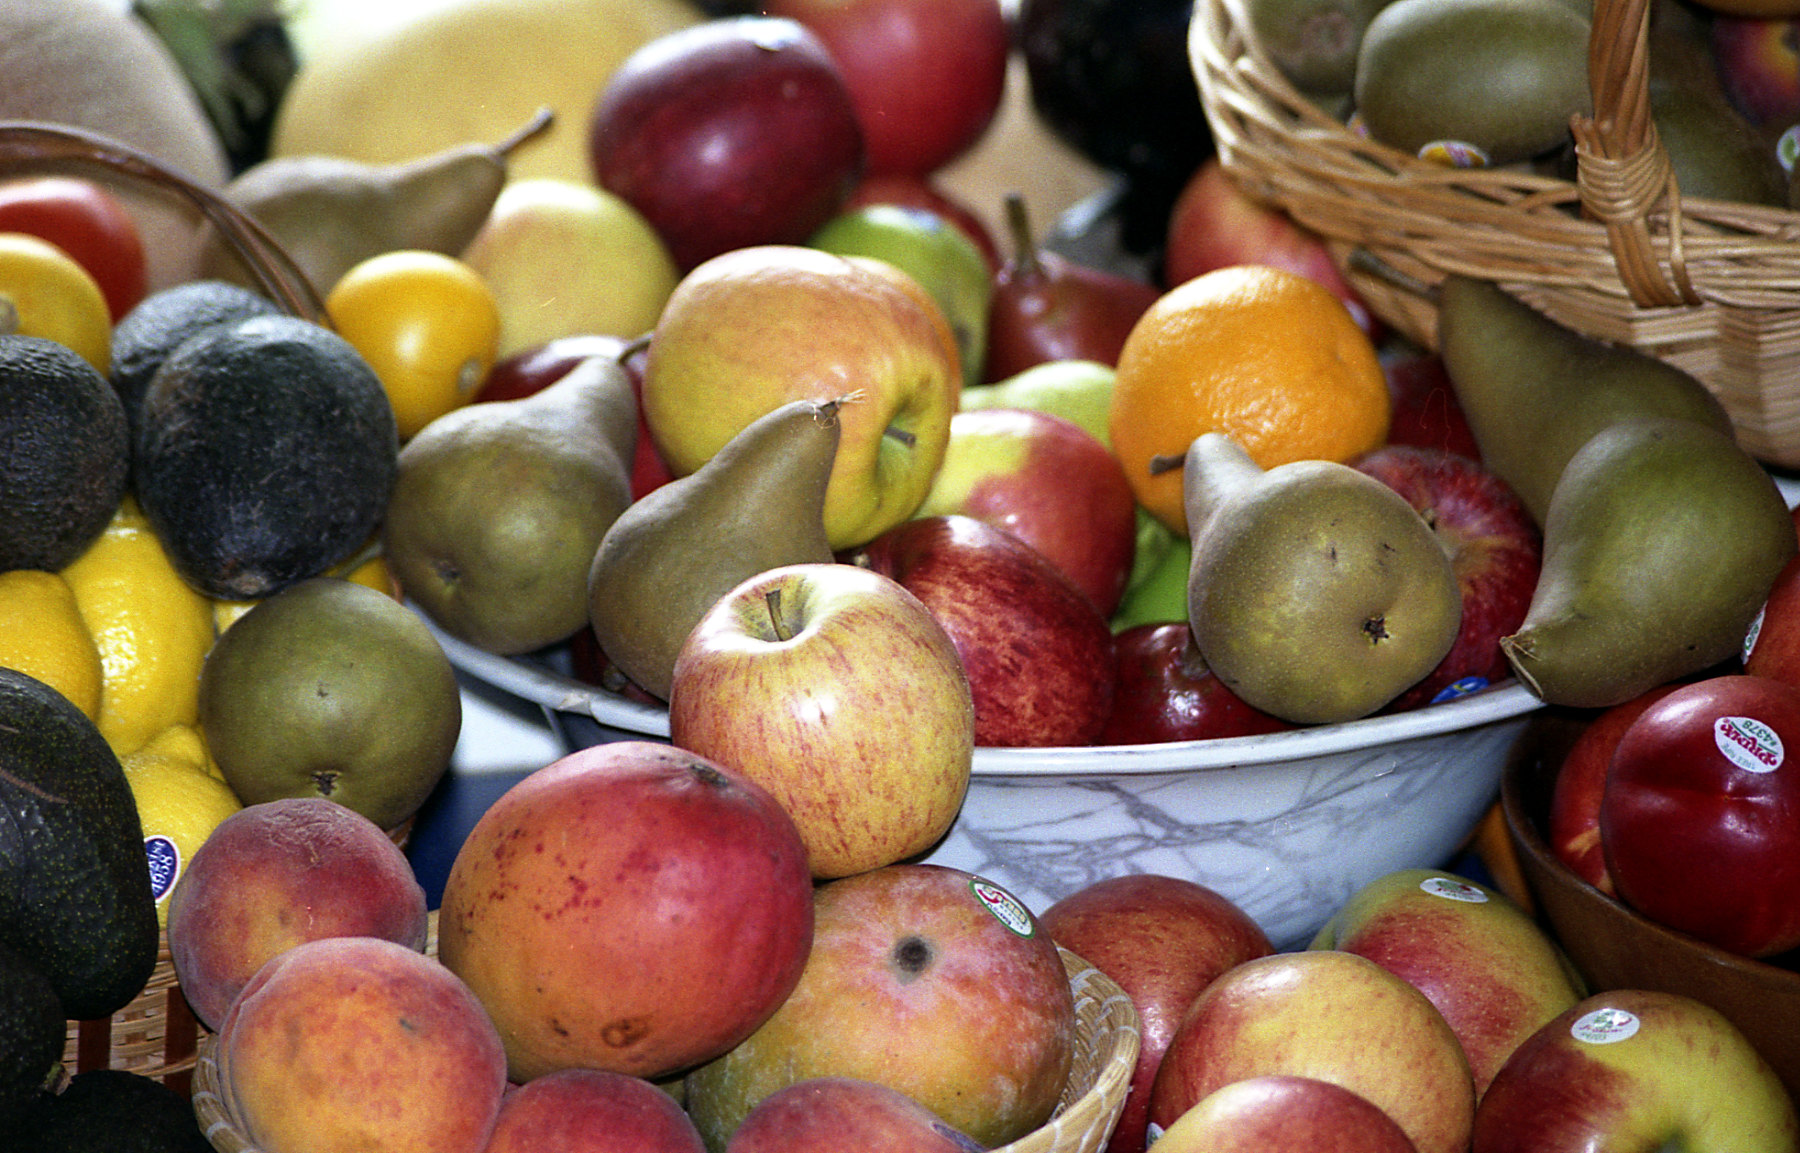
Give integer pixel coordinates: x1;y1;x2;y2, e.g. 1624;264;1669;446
193;944;1140;1153
1189;0;1800;313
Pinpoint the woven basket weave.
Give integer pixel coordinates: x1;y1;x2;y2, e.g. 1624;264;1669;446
192;944;1141;1153
1190;0;1800;468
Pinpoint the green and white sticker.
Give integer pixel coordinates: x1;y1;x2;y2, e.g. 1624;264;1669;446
1419;875;1489;904
970;879;1034;937
1571;1007;1640;1045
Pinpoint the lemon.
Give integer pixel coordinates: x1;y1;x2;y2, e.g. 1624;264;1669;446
62;496;217;756
122;725;242;927
0;568;104;721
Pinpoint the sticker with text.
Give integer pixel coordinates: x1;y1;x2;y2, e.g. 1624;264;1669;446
1419;875;1489;904
1571;1007;1641;1045
1716;715;1783;774
970;879;1035;937
146;835;180;903
1418;139;1490;168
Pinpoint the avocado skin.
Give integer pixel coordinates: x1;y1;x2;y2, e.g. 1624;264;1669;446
134;313;400;600
0;940;62;1127
0;668;159;1022
107;279;281;438
0;335;130;572
1;1069;211;1153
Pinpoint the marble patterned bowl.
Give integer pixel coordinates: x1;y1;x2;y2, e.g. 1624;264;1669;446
439;630;1542;949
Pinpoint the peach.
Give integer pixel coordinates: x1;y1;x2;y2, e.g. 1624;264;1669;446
484;1068;705;1153
167;796;428;1030
216;936;508;1153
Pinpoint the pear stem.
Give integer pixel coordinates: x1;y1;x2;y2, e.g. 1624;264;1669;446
1003;191;1043;280
495;106;555;157
884;424;917;449
1149;452;1185;476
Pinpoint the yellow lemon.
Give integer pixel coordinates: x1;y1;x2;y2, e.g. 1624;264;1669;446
122;729;242;927
0;231;112;374
62;497;217;756
0;568;104;721
136;719;223;780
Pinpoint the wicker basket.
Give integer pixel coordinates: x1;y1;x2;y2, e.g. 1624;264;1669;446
61;934;200;1096
191;944;1141;1153
1190;0;1800;468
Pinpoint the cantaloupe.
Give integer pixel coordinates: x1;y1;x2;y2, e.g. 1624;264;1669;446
272;0;706;187
0;0;230;291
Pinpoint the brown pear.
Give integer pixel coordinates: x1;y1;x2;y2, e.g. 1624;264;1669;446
381;353;636;656
1501;417;1797;708
587;399;842;701
1183;432;1462;724
197;109;552;296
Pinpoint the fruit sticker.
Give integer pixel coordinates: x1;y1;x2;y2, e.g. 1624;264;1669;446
1418;875;1489;904
1715;715;1783;774
1570;1007;1641;1046
970;878;1035;937
145;834;180;905
1417;140;1490;168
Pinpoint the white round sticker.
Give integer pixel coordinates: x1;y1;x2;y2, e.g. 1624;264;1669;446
969;879;1034;937
1419;876;1489;904
1570;1007;1641;1045
1715;715;1783;774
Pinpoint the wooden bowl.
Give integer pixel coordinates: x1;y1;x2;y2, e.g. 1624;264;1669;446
1500;714;1800;1100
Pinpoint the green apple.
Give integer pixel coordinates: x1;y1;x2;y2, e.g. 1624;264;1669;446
462;177;680;357
1473;989;1799;1152
959;358;1114;445
641;245;961;550
809;203;992;389
1311;868;1586;1097
1112;532;1190;632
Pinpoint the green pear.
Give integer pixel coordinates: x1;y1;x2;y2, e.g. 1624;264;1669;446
1437;276;1734;524
588;399;842;701
1183;433;1461;724
1501;417;1797;708
959;358;1115;446
381;355;636;656
809;204;993;389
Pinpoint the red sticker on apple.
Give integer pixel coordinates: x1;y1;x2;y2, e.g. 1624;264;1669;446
1569;1007;1640;1045
969;879;1035;937
1419;876;1489;904
1715;715;1783;774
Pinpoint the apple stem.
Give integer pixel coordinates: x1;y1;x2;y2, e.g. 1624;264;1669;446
765;588;795;642
1003;191;1042;280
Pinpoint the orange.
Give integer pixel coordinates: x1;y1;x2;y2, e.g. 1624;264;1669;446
1109;264;1389;535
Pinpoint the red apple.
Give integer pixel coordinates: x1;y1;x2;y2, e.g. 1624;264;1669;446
725;1077;984;1152
477;334;673;499
484;1068;707;1153
1601;673;1800;958
1310;868;1587;1097
683;863;1078;1149
436;741;816;1082
1472;989;1799;1153
1100;623;1296;745
1746;550;1800;690
846;173;1002;270
1546;683;1683;895
848;514;1118;747
0;175;148;322
668;562;975;879
1162;156;1375;337
759;0;1010;178
1382;349;1483;463
913;407;1139;616
1038;873;1275;1153
1711;15;1800;128
1352;444;1542;713
982;192;1163;382
1148;950;1476;1153
588;17;865;271
1152;1075;1420;1153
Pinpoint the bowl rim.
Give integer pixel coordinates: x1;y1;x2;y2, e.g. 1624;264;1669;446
432;621;1546;778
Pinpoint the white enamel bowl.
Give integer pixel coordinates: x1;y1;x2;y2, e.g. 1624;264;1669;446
436;625;1543;950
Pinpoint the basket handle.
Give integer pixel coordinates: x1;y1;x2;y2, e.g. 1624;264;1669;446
1570;0;1700;308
